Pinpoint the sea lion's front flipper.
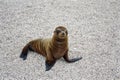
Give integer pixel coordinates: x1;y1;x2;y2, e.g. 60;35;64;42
45;60;56;71
68;57;82;62
63;53;82;63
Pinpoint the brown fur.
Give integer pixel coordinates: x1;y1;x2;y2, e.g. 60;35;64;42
20;26;82;71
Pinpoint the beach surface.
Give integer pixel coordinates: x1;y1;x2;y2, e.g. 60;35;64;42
0;0;120;80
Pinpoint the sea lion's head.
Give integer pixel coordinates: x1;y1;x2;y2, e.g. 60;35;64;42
53;26;68;40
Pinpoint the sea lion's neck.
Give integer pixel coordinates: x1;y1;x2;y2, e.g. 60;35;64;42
52;36;68;47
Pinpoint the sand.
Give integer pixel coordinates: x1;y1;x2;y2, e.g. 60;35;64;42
0;0;120;80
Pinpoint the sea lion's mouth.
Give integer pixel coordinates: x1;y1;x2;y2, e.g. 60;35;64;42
56;37;65;42
59;36;66;39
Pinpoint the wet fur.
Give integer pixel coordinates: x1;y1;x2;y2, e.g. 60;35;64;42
20;26;82;71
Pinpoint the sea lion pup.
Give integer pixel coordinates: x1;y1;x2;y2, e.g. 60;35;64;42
20;26;82;71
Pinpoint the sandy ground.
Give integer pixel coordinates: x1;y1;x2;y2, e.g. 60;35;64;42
0;0;120;80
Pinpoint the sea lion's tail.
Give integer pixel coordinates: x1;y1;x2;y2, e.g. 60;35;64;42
20;44;29;60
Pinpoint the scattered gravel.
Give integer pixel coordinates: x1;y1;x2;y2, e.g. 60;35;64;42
0;0;120;80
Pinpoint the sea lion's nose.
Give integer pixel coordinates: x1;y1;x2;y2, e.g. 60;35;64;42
62;32;65;35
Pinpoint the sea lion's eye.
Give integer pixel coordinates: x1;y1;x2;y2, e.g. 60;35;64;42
56;30;61;34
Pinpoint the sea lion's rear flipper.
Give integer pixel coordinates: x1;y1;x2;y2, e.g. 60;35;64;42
20;44;34;60
45;60;56;71
20;44;29;60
